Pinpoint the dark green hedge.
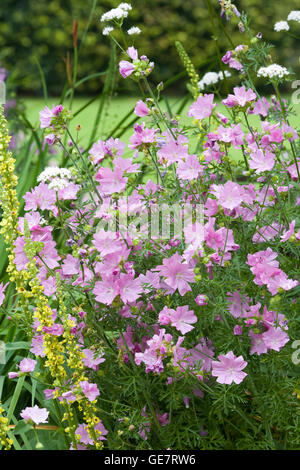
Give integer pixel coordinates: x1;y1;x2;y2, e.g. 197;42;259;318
0;0;299;95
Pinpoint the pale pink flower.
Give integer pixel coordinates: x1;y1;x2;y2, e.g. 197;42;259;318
211;351;247;384
0;282;8;307
222;86;256;108
134;99;150;117
262;326;289;352
20;405;49;425
211;181;245;210
169;306;197;334
249;149;275;173
155;253;195;296
79;381;100;402
187;94;215;121
19;358;37;373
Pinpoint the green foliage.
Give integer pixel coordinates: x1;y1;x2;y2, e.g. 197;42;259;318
1;0;300;95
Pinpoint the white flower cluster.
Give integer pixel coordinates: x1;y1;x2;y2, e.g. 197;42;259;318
198;70;231;90
287;11;300;23
274;21;289;32
102;26;114;36
274;10;300;32
257;64;289;80
38;166;72;190
101;3;132;22
127;26;141;35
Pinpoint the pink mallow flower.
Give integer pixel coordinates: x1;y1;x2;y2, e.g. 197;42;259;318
39;104;63;129
211;351;247;385
82;348;105;370
169;306;197;334
187;94;215;121
134;99;150;117
249;149;275;173
211;180;246;211
159;305;197;334
155;253;195;296
0;282;8;307
262;326;289;352
79;381;100;402
24;182;57;212
75;421;108;445
20;405;49;425
222;86;256;108
19;358;37;373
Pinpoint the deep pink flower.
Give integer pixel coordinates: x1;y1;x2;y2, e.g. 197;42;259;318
195;294;208;306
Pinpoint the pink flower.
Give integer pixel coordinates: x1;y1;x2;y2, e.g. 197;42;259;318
79;381;100;402
176;155;201;180
169;306;197;334
82;348;105;370
195;294;208;306
216;123;244;148
251;97;270;117
211;351;247;384
95;167;127;195
227;291;250;318
249;149;275;173
129;122;157;150
211;180;246;210
134;100;150;117
93;278;119;305
30;335;45;357
249;330;268;355
20;405;49;425
119;60;135;78
233;325;243;335
155;253;195;295
75;421;108;445
19;358;37;373
222;86;256;108
187;94;215;121
43;324;64;336
24;182;56;212
39;104;63;129
262;327;289;352
0;282;8;307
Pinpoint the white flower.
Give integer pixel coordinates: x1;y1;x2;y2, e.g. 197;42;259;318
127;26;141;35
257;64;289;80
198;70;231;90
103;26;114;36
287;11;300;23
38;166;72;184
118;3;132;11
100;7;128;22
48;178;70;191
274;21;289;32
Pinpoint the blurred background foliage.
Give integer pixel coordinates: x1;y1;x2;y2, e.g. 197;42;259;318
0;0;299;96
